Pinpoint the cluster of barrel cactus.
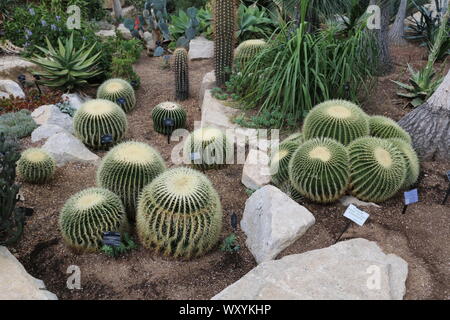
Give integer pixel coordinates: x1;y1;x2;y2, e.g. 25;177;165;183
97;78;136;113
151;101;187;135
17;148;56;184
174;48;189;101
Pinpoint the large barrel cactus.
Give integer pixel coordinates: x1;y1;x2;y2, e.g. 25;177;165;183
289;138;350;203
369;115;412;144
74;99;128;149
97;78;136;113
151;101;187;135
17;148;56;184
270;141;299;186
59;188;129;252
388;138;420;189
136;167;223;259
174;48;189;101
303;100;370;145
281;132;304;147
96;141;166;218
235;39;267;69
348;137;407;202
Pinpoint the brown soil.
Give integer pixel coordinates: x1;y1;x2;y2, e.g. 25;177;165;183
8;44;450;300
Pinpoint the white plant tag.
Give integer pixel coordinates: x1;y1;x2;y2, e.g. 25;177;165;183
344;204;370;226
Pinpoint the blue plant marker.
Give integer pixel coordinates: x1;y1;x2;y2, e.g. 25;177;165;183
447;170;450;182
443;171;450;205
163;118;175;144
102;232;122;248
403;189;419;214
116;97;126;106
101;134;113;145
230;213;238;230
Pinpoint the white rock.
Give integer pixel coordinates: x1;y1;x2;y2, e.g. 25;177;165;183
339;196;381;208
95;29;116;38
0;56;37;79
42;132;100;167
0;80;25;98
121;6;136;18
212;238;408;300
117;24;133;40
143;31;155;50
31;104;73;133
0;246;57;300
188;36;214;60
241;149;271;190
241;185;316;264
201;90;240;132
62;93;87;111
31;124;68;143
199;71;216;103
103;0;125;9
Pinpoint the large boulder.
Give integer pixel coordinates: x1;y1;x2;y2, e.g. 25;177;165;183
31;105;73;133
117;24;132;40
241;149;271;191
31;124;68;143
212;238;408;300
61;93;87;111
201;90;240;132
199;71;216;103
0;56;37;80
42;132;100;167
0;246;57;300
0;80;25;99
241;185;315;264
188;36;214;60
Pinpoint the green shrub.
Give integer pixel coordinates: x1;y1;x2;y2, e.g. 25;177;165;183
369;115;412;144
17;148;56;184
388;138;420;189
97;78;136;113
237;4;277;42
0;110;37;139
151;101;187;134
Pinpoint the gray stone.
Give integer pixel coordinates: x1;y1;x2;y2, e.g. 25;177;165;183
212;238;408;300
96;20;115;30
121;6;136;18
241;149;271;190
95;29;116;38
339;196;381;208
42;132;100;167
188;36;214;60
62;93;87;111
103;0;125;9
199;71;216;103
143;31;156;51
241;185;315;264
0;80;25;99
201;90;240;132
31;124;68;143
0;56;37;80
31;104;73;133
117;24;132;40
0;246;57;300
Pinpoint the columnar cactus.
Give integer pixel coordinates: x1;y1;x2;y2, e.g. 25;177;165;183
303;100;370;145
97;78;136;113
388;138;420;189
369;115;412;144
289;138;350;203
96;141;166;219
214;0;237;86
174;48;189;101
270;141;299;186
136;167;223;259
17;148;56;184
348;137;407;202
74;99;128;149
235;39;267;69
59;188;129;252
151;101;187;134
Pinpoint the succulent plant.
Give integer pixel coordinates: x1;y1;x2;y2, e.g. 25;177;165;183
348;137;407;203
17;148;56;184
174;48;189;101
59;188;129;252
369;115;412;144
151;101;187;135
388;138;420;189
0;110;38;139
74;99;128;149
303;100;370;146
281;132;304;147
270;141;299;186
97;78;136;113
214;0;237;86
235;39;267;69
96;141;166;218
136;167;223;258
289;138;350;203
183;127;233;170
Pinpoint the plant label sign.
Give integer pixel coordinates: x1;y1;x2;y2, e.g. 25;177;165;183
101;134;113;145
343;204;369;226
102;232;121;247
447;170;450;182
190;152;201;161
404;189;419;206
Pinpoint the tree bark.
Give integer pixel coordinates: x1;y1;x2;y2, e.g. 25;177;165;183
389;0;408;46
398;69;450;161
371;0;393;75
113;0;123;20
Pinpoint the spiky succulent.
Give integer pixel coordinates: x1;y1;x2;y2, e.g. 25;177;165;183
235;39;267;69
97;78;136;113
303;100;370;145
369;116;412;144
281;132;304;147
289;138;350;203
136;167;223;259
183;127;233;170
348;137;407;203
174;48;189;101
270;141;299;186
59;188;129;252
0;110;37;139
388;138;420;189
17;148;56;184
152;101;187;135
96;141;166;219
74;99;128;149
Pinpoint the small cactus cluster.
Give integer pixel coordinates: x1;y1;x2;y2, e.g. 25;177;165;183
74;99;128;149
369;115;412;144
59;188;129;252
151;101;187;135
235;39;267;70
136;167;223;259
17;148;56;184
174;48;189;101
97;78;136;113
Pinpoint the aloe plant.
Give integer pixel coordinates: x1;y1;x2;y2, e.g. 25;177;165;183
28;33;103;92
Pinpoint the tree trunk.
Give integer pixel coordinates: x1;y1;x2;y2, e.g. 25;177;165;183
371;0;393;75
398;69;450;161
389;0;408;46
113;0;123;20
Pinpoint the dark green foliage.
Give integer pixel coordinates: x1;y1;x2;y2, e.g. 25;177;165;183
221;233;240;253
174;48;190;101
0;110;37;139
101;233;138;258
237;4;277;42
152;102;187;134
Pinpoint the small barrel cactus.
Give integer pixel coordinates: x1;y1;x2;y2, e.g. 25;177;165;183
59;188;129;252
97;78;136;113
174;48;189;101
270;141;299;186
369;115;412;144
348;137;407;202
388;138;420;189
183;127;233;170
74;99;128;149
281;132;304;147
136;167;223;259
96;141;166;219
17;148;56;184
289;138;350;203
303;100;370;145
235;39;267;69
152;101;187;135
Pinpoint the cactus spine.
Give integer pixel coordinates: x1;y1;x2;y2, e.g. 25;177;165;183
270;141;299;186
174;48;189;101
152;102;187;135
369;115;412;144
97;78;136;113
235;39;267;69
17;148;56;184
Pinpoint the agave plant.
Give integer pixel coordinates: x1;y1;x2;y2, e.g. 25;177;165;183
28;33;103;92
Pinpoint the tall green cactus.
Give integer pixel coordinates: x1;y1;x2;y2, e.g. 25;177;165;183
174;48;189;101
214;0;237;86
